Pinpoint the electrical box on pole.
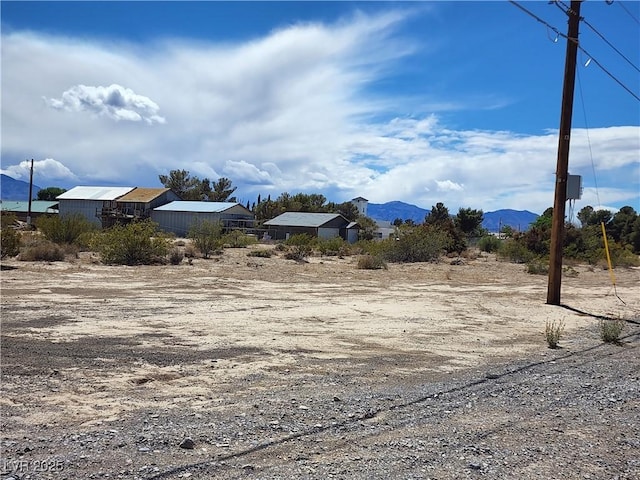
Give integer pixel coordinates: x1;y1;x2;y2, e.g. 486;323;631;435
567;174;582;200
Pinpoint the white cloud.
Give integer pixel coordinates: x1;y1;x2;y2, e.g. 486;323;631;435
1;10;638;214
435;180;464;192
44;84;166;124
1;158;78;184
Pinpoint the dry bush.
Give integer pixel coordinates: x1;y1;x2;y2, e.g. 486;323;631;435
168;247;184;265
599;318;624;344
19;239;65;262
545;319;565;349
356;254;387;270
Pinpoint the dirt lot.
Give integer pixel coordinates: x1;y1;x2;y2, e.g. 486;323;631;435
1;245;639;479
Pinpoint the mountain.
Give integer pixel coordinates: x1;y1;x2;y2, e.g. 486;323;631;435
482;210;539;232
1;174;41;201
367;201;428;224
368;201;538;232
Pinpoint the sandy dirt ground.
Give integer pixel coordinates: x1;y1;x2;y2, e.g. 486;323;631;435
1;245;639;479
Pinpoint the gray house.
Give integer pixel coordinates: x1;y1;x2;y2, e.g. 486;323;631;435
57;186;135;227
151;201;254;237
263;212;359;243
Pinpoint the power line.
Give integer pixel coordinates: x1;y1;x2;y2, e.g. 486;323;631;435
577;43;640;102
554;0;640;73
615;0;640;26
509;0;640;102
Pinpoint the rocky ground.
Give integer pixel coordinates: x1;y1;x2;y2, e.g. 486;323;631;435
1;246;639;479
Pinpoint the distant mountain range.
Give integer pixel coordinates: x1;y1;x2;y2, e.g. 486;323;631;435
1;174;41;201
368;201;538;233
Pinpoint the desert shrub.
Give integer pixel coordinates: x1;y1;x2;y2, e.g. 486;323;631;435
380;227;447;263
284;244;313;262
545;319;564;349
599;318;624;344
248;249;272;258
223;230;257;248
19;239;65;262
283;234;315;261
526;257;549;275
356;254;387;270
284;233;316;248
36;213;95;245
497;238;534;264
184;243;197;258
317;237;347;256
90;220;170;265
607;244;640;268
168;247;184;265
477;235;501;253
188;220;223;258
1;215;21;258
563;265;579;277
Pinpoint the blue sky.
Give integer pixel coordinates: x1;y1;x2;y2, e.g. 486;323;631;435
2;1;638;215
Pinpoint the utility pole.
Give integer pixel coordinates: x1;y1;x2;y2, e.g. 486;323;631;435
27;159;34;227
547;1;582;305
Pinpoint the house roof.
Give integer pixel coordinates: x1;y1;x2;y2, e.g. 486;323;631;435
57;186;135;201
117;188;172;203
352;197;368;202
1;200;59;214
153;201;246;213
264;212;347;228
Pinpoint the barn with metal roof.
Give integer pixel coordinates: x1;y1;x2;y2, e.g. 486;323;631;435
57;186;135;227
151;201;254;237
263;212;359;243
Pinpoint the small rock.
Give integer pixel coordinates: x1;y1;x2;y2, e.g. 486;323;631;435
179;438;195;449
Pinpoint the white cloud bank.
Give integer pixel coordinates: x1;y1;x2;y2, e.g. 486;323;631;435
1;10;638;214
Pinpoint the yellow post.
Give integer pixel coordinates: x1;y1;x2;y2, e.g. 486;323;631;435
600;222;616;287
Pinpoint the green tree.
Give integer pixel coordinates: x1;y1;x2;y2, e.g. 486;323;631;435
37;187;67;200
158;169;201;200
425;202;451;226
609;206;639;252
356;216;378;241
188;219;223;258
209;177;237;202
455;207;485;238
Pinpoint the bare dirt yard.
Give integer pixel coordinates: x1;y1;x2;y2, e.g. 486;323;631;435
1;245;639;480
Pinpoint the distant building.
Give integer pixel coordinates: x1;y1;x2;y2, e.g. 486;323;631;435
56;186;181;228
0;200;59;223
351;196;368;217
263;212;359;243
57;186;135;227
106;188;181;228
151;201;254;237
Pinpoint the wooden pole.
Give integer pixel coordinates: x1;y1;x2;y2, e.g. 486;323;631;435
27;159;34;227
547;1;582;305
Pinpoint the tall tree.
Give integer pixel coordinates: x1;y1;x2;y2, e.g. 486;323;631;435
455;207;485;238
424;202;451;226
209;177;237;202
37;187;66;200
158;170;200;200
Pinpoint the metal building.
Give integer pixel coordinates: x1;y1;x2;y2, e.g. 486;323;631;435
151;201;254;237
56;186;135;227
263;212;360;243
